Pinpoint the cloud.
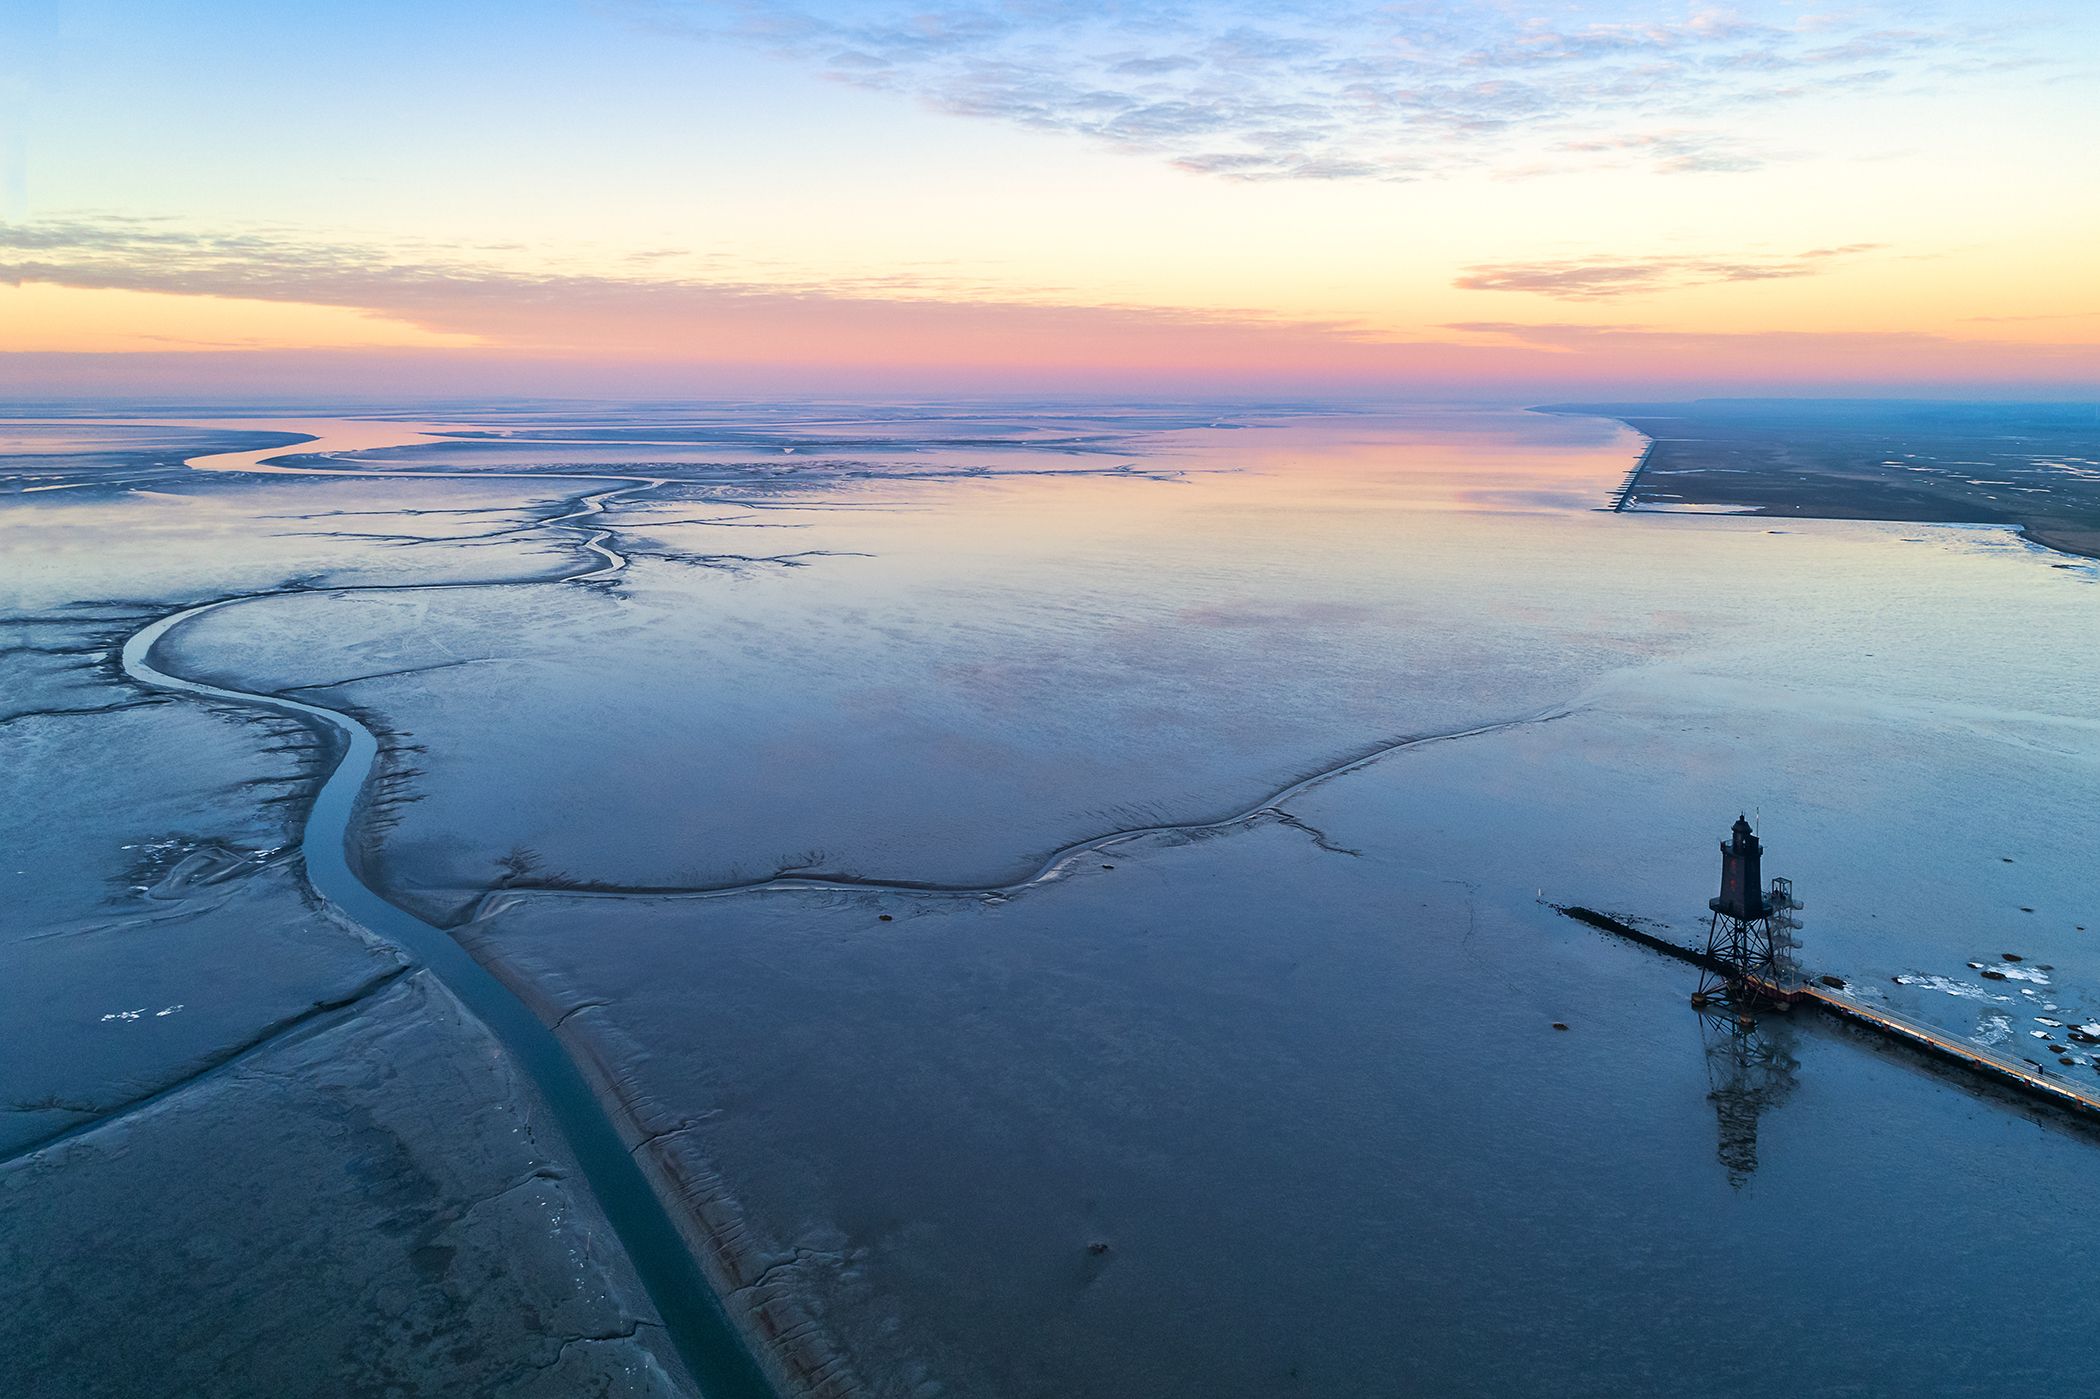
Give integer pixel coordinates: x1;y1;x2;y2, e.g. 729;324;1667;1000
611;1;2031;181
0;215;1375;363
1438;318;2100;371
1549;129;1779;175
1455;244;1884;299
0;214;1142;320
1962;309;2100;324
5;218;2091;396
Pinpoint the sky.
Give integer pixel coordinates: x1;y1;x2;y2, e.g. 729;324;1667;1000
1;0;2096;400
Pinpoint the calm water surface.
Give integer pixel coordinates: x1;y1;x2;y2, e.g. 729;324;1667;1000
7;404;2097;1397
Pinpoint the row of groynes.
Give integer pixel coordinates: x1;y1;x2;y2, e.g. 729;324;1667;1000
1607;438;1657;512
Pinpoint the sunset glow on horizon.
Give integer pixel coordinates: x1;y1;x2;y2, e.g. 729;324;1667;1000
4;0;2097;399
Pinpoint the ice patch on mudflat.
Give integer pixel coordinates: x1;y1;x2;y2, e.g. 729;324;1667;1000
99;1004;185;1024
1991;964;2053;984
1964;960;2053;986
1894;973;2012;1003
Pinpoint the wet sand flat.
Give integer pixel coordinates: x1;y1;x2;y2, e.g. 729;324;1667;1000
6;406;2096;1397
0;425;705;1397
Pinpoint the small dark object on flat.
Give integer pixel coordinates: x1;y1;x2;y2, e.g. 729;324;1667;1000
2003;953;2023;962
2020;907;2034;913
1087;1241;1110;1256
1101;864;1114;870
1552;1022;1569;1031
1981;969;2009;981
2002;857;2015;863
878;914;892;922
1820;974;1846;989
2063;1058;2077;1067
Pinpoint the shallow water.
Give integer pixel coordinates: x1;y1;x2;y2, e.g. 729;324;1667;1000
6;404;2097;1397
0;425;703;1397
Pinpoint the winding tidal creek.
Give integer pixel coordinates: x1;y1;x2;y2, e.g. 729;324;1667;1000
121;508;775;1397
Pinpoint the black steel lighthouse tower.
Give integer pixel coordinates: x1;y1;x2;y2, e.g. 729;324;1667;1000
1694;816;1800;1011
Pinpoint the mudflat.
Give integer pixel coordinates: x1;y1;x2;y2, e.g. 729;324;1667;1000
7;406;2098;1398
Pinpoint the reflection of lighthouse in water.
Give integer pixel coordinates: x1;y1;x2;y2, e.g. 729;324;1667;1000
1694;815;1803;1009
1696;1007;1801;1187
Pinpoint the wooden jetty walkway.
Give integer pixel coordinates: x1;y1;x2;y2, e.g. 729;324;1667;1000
1796;983;2100;1120
1558;906;2100;1124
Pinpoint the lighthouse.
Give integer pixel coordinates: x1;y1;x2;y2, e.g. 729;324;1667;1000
1711;815;1772;922
1693;815;1800;1013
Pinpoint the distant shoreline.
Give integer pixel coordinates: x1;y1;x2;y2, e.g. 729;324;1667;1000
1539;401;2100;563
